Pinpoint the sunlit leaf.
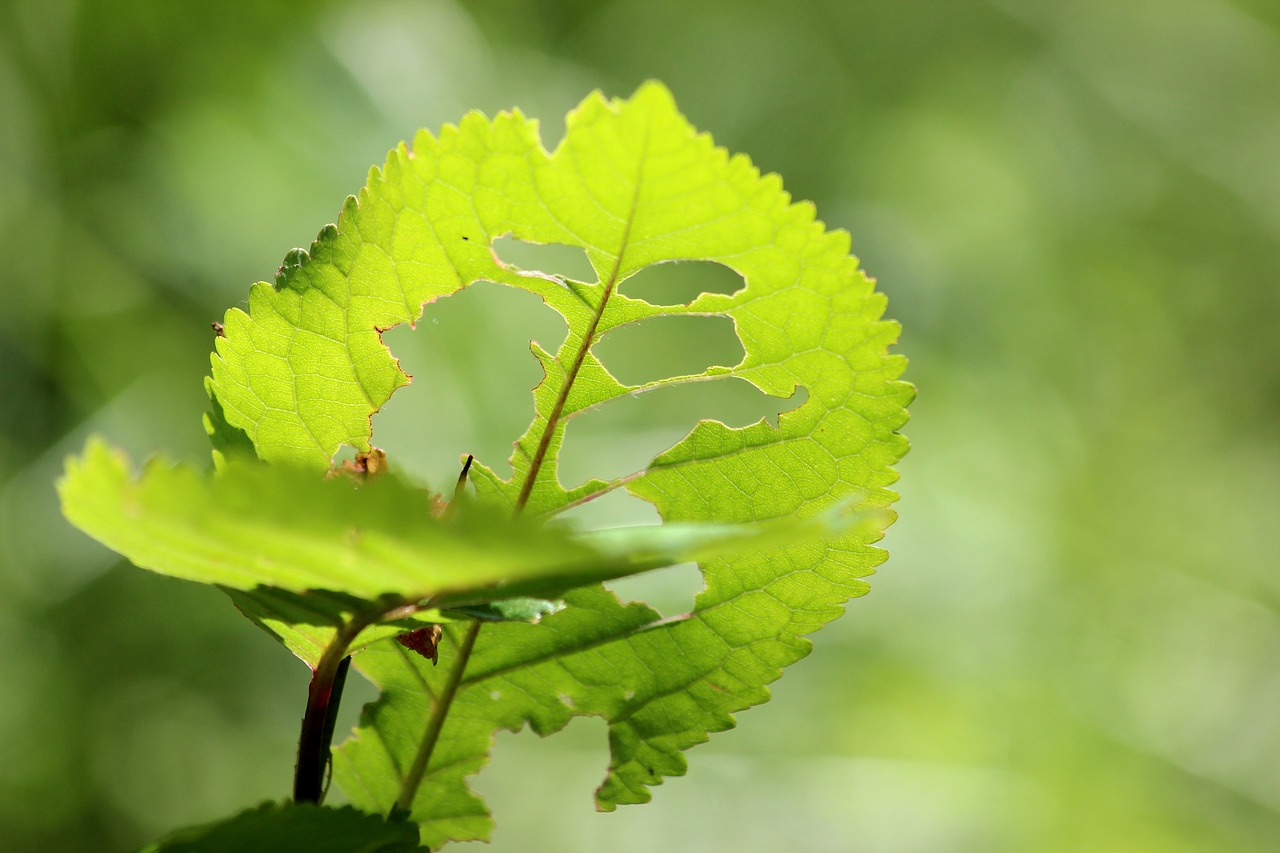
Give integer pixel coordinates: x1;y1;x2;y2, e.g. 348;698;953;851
62;77;908;849
60;438;860;666
221;82;910;846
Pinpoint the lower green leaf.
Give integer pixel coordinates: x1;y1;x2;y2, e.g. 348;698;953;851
141;801;424;852
61;438;869;670
333;506;892;848
226;586;562;668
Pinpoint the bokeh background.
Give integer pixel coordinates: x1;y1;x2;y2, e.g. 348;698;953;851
2;0;1278;850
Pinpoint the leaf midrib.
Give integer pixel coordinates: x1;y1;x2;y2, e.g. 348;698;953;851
512;124;652;515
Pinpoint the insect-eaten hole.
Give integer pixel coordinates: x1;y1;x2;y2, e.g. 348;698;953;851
331;444;361;467
491;235;596;283
622;259;744;305
371;280;566;489
595;314;743;388
555;488;705;616
558;377;809;486
606;562;705;619
470;714;608;828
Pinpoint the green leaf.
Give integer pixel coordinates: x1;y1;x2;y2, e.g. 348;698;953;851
59;438;611;602
441;597;563;623
222;586;448;667
225;585;563;667
60;437;858;666
141;801;424;852
69;79;907;847
203;376;258;469
221;82;912;846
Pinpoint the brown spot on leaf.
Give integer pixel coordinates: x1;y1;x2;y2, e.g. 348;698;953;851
396;624;443;665
354;448;387;477
328;447;388;481
211;321;225;337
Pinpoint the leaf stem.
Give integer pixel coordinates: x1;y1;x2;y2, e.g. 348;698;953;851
513;130;647;515
394;620;483;813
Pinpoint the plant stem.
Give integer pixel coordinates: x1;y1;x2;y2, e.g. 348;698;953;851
294;611;382;803
318;655;351;797
394;620;482;813
513;217;639;515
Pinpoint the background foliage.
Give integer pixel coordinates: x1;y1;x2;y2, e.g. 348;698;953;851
1;0;1277;850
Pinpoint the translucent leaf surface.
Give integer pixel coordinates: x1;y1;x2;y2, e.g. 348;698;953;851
64;80;909;849
205;82;913;846
59;439;610;602
60;438;859;666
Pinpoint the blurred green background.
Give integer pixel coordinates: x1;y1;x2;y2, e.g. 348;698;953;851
2;0;1278;850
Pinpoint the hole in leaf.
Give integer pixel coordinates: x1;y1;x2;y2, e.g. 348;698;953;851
595;315;743;387
492;236;596;282
332;444;360;467
471;714;609;832
557;489;702;615
558;378;808;485
622;259;744;304
561;479;659;529
372;281;566;489
605;562;704;619
558;489;703;616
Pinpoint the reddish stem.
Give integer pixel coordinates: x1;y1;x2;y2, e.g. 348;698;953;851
293;608;388;803
294;655;351;803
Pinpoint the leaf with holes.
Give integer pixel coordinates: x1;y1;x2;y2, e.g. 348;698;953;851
195;82;908;847
64;80;909;848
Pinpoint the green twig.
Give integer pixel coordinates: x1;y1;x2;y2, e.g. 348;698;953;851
394;620;483;813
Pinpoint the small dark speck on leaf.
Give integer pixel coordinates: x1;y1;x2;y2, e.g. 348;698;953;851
211;322;225;337
461;235;470;241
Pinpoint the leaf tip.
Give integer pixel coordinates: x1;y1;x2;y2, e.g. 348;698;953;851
630;78;677;109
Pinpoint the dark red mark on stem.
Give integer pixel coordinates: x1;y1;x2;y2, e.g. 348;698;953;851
294;655;352;803
294;606;393;803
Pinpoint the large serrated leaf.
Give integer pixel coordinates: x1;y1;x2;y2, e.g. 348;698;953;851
193;82;911;847
67;79;909;849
